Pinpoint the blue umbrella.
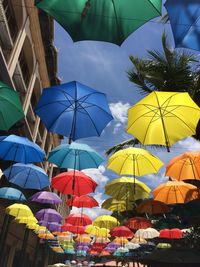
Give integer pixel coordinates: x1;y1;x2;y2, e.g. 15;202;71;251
0;135;45;163
3;163;49;190
0;187;26;201
48;142;104;169
165;0;200;51
35;81;113;141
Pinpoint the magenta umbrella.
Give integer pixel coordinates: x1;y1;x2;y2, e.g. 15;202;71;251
30;191;62;205
35;208;62;223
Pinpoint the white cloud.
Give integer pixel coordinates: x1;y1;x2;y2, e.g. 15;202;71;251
82;165;109;188
109;102;131;134
176;136;200;151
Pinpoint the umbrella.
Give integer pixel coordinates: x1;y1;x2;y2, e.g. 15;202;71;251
102;198;134;212
136;199;170;215
51;170;97;196
166;151;200;181
159;228;183;239
93;215;119;230
0;135;45;163
165;0;200;51
61;223;85;234
65;213;92;226
15;216;38;224
113;238;129;245
105;177;151;201
38;232;54;240
125;242;140;250
66;195;99;208
35;0;162;46
29;191;62;205
100;250;110;257
125;217;152;230
35;81;113;141
131;237;147;244
4;163;49;190
39;221;61;232
35;209;62;223
76;234;91;243
135;228;159;239
6;204;33;218
127;91;200;151
48;142;104;169
152;181;198;204
154;218;182;230
107;147;163;176
111;226;134;238
0;81;24;130
156;243;171;249
85;225;110;237
0;187;26;201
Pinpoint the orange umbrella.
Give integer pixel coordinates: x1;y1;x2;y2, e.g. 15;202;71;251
166;151;200;181
112;237;129;245
125;217;152;230
136;199;170;215
153;181;198;204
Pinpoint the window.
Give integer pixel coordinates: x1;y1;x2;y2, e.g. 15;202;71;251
18;50;30;87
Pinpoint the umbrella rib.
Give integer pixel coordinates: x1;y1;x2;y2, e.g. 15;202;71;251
82;151;99;168
118;154;131;175
142;154;162;173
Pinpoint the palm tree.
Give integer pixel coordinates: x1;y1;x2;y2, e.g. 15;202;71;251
106;33;200;156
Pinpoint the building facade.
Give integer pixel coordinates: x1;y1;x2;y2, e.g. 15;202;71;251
0;0;69;266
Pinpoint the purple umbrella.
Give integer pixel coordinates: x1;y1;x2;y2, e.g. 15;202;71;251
30;191;62;205
35;208;62;223
76;245;90;251
39;220;61;232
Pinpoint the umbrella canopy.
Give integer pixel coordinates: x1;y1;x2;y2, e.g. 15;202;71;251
154;218;182;230
135;228;159;239
125;217;152;230
61;223;85;234
113;237;129;245
29;191;62;205
35;209;62;223
127;91;200;151
15;216;38;224
107;147;163;176
39;220;61;232
111;226;134;238
105;177;151;201
35;81;113;141
136;199;170;215
102;198;134;212
0;81;24;130
66;195;99;208
85;225;110;237
93;215;119;230
166;151;200;181
153;181;198;204
4;163;49;190
165;0;200;51
0;135;45;163
65;213;92;226
51;170;97;196
159;228;183;239
6;204;33;218
35;0;162;46
125;242;140;250
0;187;26;201
156;243;171;249
76;234;91;243
48;142;104;169
38;232;54;240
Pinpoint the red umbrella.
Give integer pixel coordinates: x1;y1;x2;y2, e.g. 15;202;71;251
100;250;111;257
61;223;85;234
65;213;92;226
51;170;97;196
111;226;134;238
159;228;183;239
125;217;152;230
66;195;99;208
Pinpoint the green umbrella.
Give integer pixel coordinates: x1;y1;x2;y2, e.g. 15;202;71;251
35;0;162;45
0;81;24;130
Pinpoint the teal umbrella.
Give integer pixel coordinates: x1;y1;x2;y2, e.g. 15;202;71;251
0;81;24;130
35;0;162;45
48;142;104;169
0;187;26;201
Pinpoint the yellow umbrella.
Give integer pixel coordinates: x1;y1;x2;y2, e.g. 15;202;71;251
6;204;33;218
127;91;200;151
93;215;119;230
105;177;151;201
85;225;110;237
102;198;135;212
107;147;163;176
76;234;91;243
34;226;47;234
26;223;39;230
14;216;38;224
153;181;198;204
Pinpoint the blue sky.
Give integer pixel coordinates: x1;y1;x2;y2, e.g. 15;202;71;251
54;2;200;219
